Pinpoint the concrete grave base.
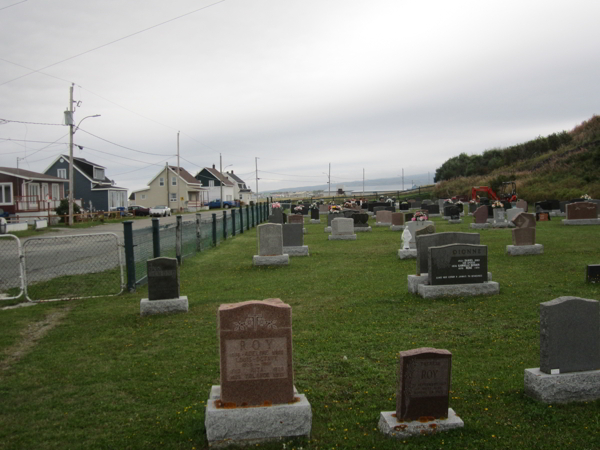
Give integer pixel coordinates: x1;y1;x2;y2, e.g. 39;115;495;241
376;222;392;227
354;227;372;232
418;281;499;299
328;234;357;240
470;223;490;229
283;245;309;256
506;244;544;256
447;219;462;224
378;408;464;439
550;211;565;217
397;249;417;259
303;228;306;234
324;227;331;233
390;225;405;231
310;219;321;224
491;222;510;228
367;211;374;216
428;214;441;217
524;368;600;404
562;218;600;226
205;385;312;448
140;296;189;317
408;273;493;294
253;255;289;266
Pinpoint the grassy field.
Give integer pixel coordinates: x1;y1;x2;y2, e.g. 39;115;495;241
1;214;600;450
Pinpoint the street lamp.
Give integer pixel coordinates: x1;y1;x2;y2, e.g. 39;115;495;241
68;113;100;225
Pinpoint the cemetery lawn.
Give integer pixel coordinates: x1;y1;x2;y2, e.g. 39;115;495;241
1;216;600;450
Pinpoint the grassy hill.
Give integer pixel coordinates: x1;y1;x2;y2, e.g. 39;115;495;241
432;116;600;203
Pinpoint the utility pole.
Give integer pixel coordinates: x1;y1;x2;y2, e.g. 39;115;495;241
67;83;74;226
362;168;365;195
402;168;404;191
177;131;181;212
219;153;223;208
328;163;331;198
255;157;259;202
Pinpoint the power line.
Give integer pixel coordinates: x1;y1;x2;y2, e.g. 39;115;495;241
0;0;227;87
111;156;173;176
0;0;27;12
0;118;64;126
77;128;174;156
76;143;173;166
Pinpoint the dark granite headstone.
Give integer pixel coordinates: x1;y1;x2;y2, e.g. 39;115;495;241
487;205;494;218
416;232;480;276
473;206;488;224
147;257;179;300
327;213;341;226
352;213;370;227
468;203;478;214
587;265;600;283
218;299;294;406
282;223;303;247
400;203;410;210
449;206;460;220
428;244;488;286
396;348;452;421
310;208;319;220
424;204;440;215
539;297;600;374
443;205;452;217
404;212;414;222
269;208;284;224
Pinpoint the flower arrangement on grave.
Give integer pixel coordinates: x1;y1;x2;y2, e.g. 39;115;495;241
455;200;463;205
492;200;504;208
582;194;592;200
272;202;281;209
330;205;342;214
469;199;476;203
297;200;303;204
412;211;428;221
309;202;318;210
293;205;304;214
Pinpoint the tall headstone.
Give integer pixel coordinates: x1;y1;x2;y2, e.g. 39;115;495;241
416;232;480;276
473;206;488;224
525;297;600;404
253;223;289;266
206;299;312;446
282;223;309;256
140;257;189;316
509;211;543;253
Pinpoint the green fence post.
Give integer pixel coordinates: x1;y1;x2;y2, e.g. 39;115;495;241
152;217;160;258
196;213;202;252
246;205;250;231
251;205;255;227
123;221;136;292
176;215;182;265
223;210;227;240
232;209;236;236
239;206;244;234
212;213;217;247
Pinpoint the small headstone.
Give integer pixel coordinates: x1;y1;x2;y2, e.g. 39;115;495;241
269;208;284;224
400;202;410;211
396;348;452;420
428;244;488;285
512;227;536;246
376;210;392;224
282;223;303;247
424;204;440;215
406;221;435;249
331;218;354;235
288;215;303;225
218;299;294;406
391;213;405;226
147;257;179;300
258;223;284;256
539;297;600;374
512;212;536;228
352;213;370;227
536;212;550;221
516;199;528;211
310;208;319;220
587;265;600;283
566;202;598;220
506;208;524;222
493;208;507;224
327;213;340;227
318;204;329;214
468;202;478;214
449;206;460;220
473;206;488;224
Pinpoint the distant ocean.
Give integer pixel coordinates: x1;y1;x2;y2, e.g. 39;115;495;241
342;184;418;193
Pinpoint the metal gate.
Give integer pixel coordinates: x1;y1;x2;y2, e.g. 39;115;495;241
0;234;25;300
22;233;124;302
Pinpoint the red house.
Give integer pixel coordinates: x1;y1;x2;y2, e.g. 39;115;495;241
0;167;70;220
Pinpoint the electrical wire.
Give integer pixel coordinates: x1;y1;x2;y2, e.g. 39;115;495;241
0;118;64;126
75;143;173;166
112;156;173;176
0;0;27;12
77;128;174;156
0;0;227;87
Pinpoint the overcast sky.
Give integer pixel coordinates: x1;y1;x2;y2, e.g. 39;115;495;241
1;0;599;194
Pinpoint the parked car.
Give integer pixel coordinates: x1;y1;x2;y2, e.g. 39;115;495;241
128;205;150;216
208;200;239;209
150;205;172;217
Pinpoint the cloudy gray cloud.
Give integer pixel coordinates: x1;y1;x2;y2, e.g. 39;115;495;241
1;0;598;194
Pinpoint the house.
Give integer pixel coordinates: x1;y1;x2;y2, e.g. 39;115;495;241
129;164;209;212
0;166;71;221
44;155;128;211
224;170;253;205
194;165;235;202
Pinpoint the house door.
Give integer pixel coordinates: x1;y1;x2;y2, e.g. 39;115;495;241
27;183;40;209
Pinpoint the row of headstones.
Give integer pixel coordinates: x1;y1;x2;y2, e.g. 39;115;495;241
204;296;600;445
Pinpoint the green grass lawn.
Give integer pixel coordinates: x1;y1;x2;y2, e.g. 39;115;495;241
1;214;600;449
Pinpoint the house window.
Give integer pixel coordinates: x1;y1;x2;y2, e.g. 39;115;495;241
0;183;12;205
42;183;49;199
28;183;40;199
52;184;60;200
170;193;177;202
57;168;67;179
141;194;146;200
209;180;214;187
94;167;105;180
159;177;164;186
171;176;177;186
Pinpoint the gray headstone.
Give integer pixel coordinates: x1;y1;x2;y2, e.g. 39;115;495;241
331;217;354;235
269;208;284;224
258;223;284;256
506;208;524;222
416;232;480;276
406;220;435;249
493;208;507;223
540;297;600;374
428;244;488;286
282;223;303;247
147;257;180;300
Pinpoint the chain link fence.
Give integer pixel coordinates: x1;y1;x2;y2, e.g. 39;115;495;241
22;233;124;302
0;234;24;300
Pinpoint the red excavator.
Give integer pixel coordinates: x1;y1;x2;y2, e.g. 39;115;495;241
471;182;517;202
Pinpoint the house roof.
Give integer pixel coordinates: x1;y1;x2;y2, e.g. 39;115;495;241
168;166;203;186
0;167;66;182
203;167;234;186
43;155;127;190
